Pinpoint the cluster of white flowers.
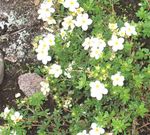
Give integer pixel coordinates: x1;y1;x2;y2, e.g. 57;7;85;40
2;107;23;124
61;13;92;32
40;81;50;95
89;72;125;100
48;64;63;78
11;111;23;124
77;123;105;135
61;0;92;31
111;72;125;86
38;1;56;25
118;22;137;37
36;33;55;64
109;22;137;37
37;0;92;64
108;22;137;52
63;97;72;108
90;80;108;100
64;62;74;78
82;37;106;59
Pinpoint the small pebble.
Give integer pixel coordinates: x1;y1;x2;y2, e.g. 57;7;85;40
15;93;21;98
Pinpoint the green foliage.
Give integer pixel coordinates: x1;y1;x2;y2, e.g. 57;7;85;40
28;92;45;107
0;0;149;134
136;1;150;37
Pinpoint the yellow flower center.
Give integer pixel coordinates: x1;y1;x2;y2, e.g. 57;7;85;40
96;84;99;88
70;1;75;5
127;28;131;32
115;77;119;81
95;128;99;132
82;19;86;24
114;41;119;46
67;20;73;25
43;43;47;48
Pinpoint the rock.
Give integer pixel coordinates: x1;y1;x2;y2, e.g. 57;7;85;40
0;51;4;84
18;73;44;97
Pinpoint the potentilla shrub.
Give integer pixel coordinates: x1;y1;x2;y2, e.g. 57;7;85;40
1;0;150;134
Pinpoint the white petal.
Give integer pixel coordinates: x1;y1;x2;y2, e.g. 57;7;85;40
82;25;88;31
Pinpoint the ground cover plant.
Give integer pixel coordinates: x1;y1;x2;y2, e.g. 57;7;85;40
0;0;150;134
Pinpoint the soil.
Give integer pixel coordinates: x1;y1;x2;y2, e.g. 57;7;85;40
0;0;40;110
0;0;149;134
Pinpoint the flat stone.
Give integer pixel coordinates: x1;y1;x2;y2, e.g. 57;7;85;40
0;51;4;85
18;73;44;97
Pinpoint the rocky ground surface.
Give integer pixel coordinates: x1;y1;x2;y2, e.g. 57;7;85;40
0;0;43;112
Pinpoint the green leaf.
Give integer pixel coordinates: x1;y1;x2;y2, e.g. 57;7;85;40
28;92;45;107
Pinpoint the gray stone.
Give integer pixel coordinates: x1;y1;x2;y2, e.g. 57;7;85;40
18;73;44;97
0;51;4;84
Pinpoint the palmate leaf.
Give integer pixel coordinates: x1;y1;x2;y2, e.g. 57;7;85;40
28;92;45;107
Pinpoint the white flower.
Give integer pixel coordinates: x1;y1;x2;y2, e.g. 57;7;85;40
109;23;118;31
118;27;126;37
124;22;137;37
38;2;55;22
36;38;52;65
90;80;108;100
82;37;106;59
108;35;124;52
82;37;93;50
75;13;92;31
48;64;63;78
36;39;50;52
64;63;73;78
37;50;52;65
77;130;89;135
91;37;106;51
60;29;67;39
44;33;55;46
40;81;50;95
11;112;23;124
89;123;105;135
111;72;125;86
15;93;21;98
90;48;103;59
3;107;10;119
45;16;56;25
62;16;75;30
63;0;79;12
